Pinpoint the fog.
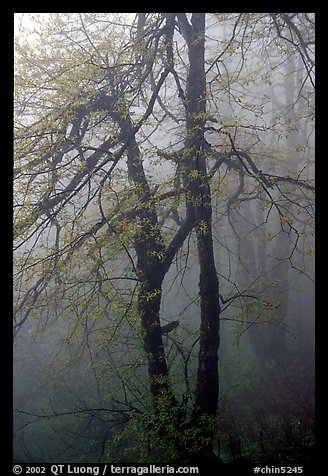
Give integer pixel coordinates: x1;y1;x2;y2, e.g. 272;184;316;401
13;13;315;466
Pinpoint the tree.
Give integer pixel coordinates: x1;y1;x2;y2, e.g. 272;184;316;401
14;13;314;463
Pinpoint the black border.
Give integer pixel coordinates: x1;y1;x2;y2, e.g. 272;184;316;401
7;7;322;474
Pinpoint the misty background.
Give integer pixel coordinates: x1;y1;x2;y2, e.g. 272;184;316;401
13;13;315;465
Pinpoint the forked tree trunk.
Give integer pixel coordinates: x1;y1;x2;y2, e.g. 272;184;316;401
114;14;221;462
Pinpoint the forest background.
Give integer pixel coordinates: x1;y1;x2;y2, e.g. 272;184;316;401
12;12;316;467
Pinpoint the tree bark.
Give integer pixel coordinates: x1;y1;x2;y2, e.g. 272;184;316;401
112;106;174;403
182;11;221;437
114;14;221;460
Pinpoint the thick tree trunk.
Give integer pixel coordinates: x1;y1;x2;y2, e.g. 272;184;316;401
137;281;175;402
194;226;220;416
116;111;177;408
182;13;221;457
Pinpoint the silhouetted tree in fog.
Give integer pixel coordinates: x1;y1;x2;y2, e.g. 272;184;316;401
14;13;314;463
